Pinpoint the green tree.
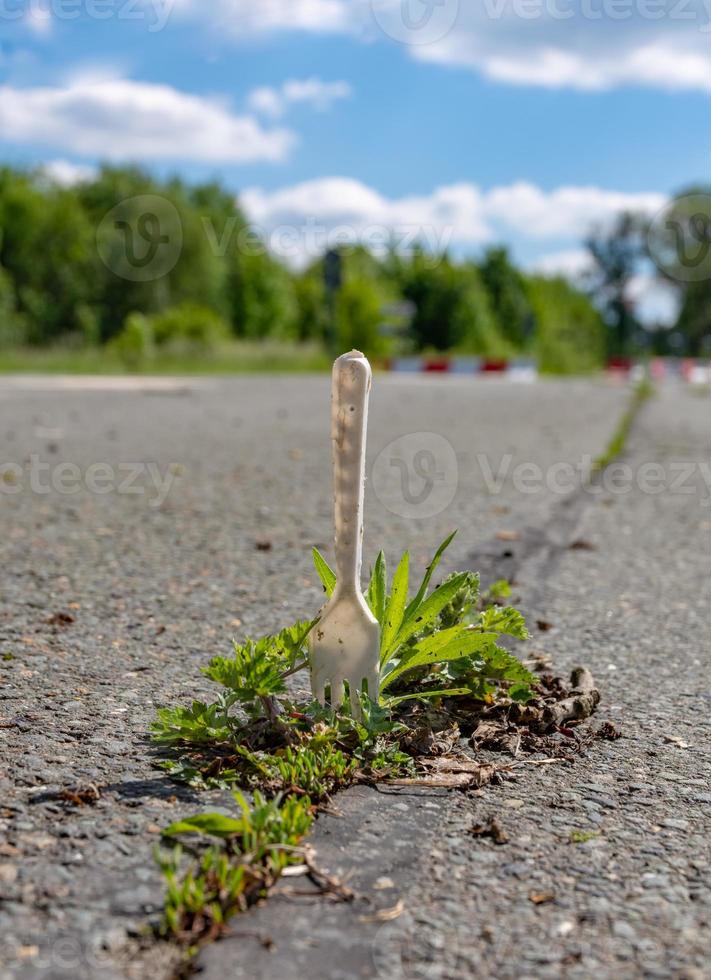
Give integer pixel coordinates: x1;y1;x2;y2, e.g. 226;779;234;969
586;212;646;356
527;275;605;374
78;166;234;340
292;246;393;348
75;165;162;339
293;268;329;342
675;284;711;355
399;250;505;353
0;168;96;343
0;265;26;345
480;246;533;348
229;248;297;339
335;275;386;356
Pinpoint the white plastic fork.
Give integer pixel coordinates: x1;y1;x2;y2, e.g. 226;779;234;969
309;350;380;715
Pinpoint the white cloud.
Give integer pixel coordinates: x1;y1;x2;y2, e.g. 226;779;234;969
485;182;667;238
532;248;594;280
169;0;711;95
432;41;711;94
242;178;489;261
170;0;354;35
413;5;711;94
0;77;294;164
241;176;666;264
42;159;98;187
247;78;352;118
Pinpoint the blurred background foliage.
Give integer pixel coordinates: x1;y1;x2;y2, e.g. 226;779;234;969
0;164;702;373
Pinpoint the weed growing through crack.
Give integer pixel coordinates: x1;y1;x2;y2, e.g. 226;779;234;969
156;791;313;945
152;532;538;947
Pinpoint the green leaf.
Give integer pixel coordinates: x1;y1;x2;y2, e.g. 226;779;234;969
163;813;245;839
366;551;386;624
203;619;316;710
509;682;534;703
404;531;456;621
381;628;498;690
436;571;480;629
151;701;232;745
160;759;240;791
395;572;471;652
380;551;409;663
478;645;535;685
204;638;286;704
275;618;320;668
478;605;530;640
312;548;336;597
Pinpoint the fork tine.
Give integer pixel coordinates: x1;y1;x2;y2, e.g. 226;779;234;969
349;683;362;720
330;675;345;710
312;670;327;706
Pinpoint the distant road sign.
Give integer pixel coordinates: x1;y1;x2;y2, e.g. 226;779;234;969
323;249;343;294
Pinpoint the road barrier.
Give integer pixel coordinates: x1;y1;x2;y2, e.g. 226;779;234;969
385;357;538;381
607;358;711;384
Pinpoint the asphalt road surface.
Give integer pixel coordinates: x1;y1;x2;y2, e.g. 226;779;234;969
0;374;708;979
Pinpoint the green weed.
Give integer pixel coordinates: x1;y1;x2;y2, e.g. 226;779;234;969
569;829;601;844
153;532;533;950
157;791;313;945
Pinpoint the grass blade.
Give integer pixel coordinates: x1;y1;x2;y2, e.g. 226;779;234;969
366;551;387;623
380;551;409;664
404;531;457;621
312;548;336;597
163;813;244;839
396;571;470;650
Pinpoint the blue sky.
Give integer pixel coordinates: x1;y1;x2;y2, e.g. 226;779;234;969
1;0;709;308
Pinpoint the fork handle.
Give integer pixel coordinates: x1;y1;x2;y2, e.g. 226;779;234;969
331;350;372;595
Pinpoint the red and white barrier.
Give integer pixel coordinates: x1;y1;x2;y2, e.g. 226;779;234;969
385;357;538;381
610;358;711;384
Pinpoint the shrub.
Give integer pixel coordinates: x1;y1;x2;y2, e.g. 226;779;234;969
109;312;154;368
151;302;229;351
335;275;388;357
527;275;606;374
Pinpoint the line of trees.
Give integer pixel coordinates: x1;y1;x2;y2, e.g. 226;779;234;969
586;190;711;359
0;164;607;372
